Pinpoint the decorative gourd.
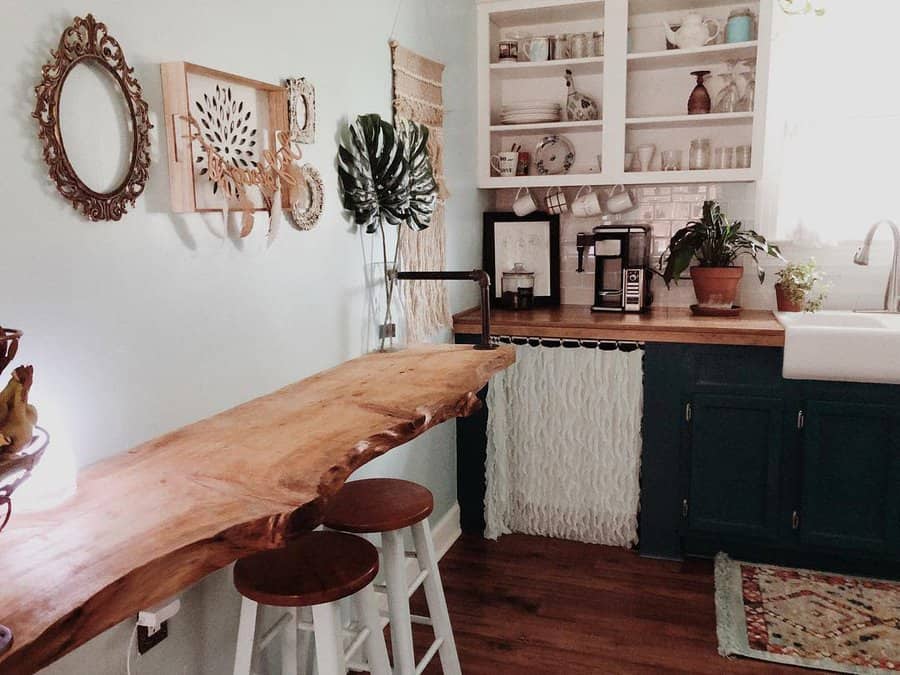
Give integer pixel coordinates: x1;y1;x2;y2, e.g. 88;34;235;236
565;70;600;122
0;366;37;453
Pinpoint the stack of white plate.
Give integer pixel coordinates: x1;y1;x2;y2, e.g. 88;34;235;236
500;100;561;125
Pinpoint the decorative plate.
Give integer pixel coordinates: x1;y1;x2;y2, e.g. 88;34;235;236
535;135;575;175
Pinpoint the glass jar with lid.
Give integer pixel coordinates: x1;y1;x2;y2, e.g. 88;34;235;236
569;32;594;59
689;138;711;170
592;31;604;57
501;263;535;310
549;34;569;60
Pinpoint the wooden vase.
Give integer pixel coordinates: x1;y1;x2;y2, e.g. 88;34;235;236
688;70;711;115
774;283;804;312
690;266;743;308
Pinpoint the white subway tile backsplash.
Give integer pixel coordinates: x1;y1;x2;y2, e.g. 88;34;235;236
653;203;674;219
672;202;692;220
486;182;835;310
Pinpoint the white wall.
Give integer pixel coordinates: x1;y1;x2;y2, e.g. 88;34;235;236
0;1;480;673
729;0;896;311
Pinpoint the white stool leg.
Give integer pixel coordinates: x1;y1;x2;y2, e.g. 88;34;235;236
411;519;462;675
354;583;391;675
298;606;315;675
281;606;298;675
233;596;259;675
312;601;346;675
382;529;416;675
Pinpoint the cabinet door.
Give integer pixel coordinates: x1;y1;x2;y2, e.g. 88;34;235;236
799;400;900;553
682;394;783;539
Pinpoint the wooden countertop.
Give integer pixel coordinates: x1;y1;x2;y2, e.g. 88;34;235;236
0;345;514;674
454;305;785;347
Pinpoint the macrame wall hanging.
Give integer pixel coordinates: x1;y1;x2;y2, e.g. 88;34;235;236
390;41;452;343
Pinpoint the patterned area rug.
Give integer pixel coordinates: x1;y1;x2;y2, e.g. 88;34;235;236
715;553;900;673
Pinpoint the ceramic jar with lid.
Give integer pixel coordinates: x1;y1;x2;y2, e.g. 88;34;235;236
725;8;755;43
501;263;536;310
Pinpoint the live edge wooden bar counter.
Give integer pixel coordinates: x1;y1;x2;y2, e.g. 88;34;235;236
454;305;785;347
0;345;514;674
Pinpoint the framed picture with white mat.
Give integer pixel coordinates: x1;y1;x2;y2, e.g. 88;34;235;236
483;212;560;308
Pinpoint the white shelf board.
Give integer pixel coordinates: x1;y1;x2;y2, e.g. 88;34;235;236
625;112;753;129
617;168;756;184
490;119;603;133
478;168;756;189
479;173;608;189
629;0;754;16
490;56;604;79
487;0;604;28
627;42;758;71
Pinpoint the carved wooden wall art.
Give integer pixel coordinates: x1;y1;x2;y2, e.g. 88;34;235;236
286;77;316;144
161;62;290;217
184;118;301;236
33;14;152;221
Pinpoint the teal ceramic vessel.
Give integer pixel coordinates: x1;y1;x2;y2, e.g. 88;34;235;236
725;10;754;43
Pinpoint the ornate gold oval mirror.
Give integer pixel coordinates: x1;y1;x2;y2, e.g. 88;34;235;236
33;15;152;221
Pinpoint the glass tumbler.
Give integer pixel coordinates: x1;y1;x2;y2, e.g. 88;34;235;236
735;145;752;168
661;149;682;171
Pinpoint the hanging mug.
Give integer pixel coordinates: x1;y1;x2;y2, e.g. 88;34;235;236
490;151;518;177
571;185;603;218
606;184;636;214
545;186;568;215
513;187;538;217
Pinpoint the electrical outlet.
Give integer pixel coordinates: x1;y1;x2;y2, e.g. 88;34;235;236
137;620;168;655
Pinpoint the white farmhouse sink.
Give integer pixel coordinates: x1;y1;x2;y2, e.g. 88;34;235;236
777;311;900;384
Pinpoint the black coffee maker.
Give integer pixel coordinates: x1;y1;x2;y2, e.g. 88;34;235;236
576;225;653;313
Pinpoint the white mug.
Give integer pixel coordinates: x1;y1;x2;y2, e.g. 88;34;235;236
571;185;603;218
513;187;538;217
606;184;636;214
491;151;518;177
545;187;568;215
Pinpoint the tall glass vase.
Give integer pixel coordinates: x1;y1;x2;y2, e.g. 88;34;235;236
367;260;406;352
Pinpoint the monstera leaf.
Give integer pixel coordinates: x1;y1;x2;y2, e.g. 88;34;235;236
396;118;437;231
338;114;409;234
338;114;437;233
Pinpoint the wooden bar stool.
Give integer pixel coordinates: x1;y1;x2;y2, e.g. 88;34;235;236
232;531;391;675
323;479;462;675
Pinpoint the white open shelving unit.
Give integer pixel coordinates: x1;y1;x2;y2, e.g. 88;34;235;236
476;0;772;189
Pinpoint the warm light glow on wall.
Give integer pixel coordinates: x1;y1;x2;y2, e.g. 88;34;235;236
14;432;76;513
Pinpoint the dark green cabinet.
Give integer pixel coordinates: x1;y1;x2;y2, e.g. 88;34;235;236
682;395;783;540
642;343;900;578
797;400;900;554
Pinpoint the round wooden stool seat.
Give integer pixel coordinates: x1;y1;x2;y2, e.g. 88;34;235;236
323;478;434;533
233;531;378;607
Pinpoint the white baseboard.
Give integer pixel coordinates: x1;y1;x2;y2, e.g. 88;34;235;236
431;501;463;561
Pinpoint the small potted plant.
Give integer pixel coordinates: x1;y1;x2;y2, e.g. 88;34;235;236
774;259;828;312
660;200;783;315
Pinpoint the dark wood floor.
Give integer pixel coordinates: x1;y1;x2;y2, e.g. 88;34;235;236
408;533;813;674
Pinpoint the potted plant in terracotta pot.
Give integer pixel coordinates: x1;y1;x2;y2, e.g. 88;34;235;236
774;259;828;312
659;200;782;315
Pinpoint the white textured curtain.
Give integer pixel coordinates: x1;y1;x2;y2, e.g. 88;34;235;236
485;345;643;546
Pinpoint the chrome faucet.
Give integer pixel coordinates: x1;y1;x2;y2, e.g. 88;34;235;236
854;219;900;313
